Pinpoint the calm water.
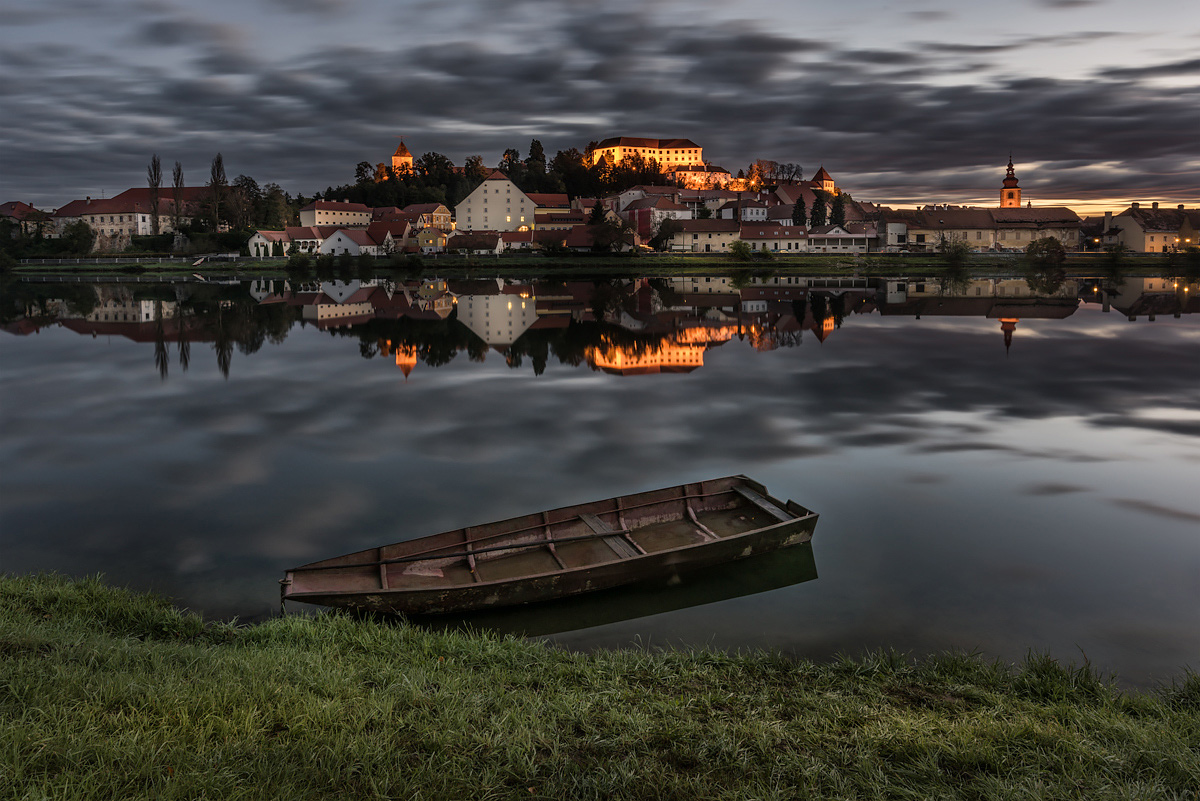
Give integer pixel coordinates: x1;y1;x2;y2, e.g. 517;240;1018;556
2;271;1198;687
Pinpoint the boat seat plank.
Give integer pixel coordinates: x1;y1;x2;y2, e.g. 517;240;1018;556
579;513;640;560
733;486;793;522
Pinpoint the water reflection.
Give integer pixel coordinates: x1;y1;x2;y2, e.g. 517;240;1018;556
403;543;818;637
3;269;1200;687
4;269;1197;377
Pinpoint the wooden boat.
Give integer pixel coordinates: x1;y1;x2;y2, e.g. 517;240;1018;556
281;475;818;615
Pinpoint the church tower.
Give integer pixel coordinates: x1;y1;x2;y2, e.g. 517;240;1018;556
1000;155;1021;208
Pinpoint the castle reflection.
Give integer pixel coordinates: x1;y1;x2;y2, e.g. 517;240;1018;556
3;269;1197;379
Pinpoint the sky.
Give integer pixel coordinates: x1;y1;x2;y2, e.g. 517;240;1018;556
1;0;1198;214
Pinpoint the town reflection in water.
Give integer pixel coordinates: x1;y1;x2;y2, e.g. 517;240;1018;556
2;268;1198;379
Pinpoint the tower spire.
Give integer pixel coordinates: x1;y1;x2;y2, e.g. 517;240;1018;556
1000;154;1021;208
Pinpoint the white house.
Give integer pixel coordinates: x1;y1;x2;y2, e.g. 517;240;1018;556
319;228;382;256
454;171;535;232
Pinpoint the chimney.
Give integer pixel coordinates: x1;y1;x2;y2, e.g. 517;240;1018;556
1152;202;1159;209
1104;211;1112;232
86;196;91;204
1131;202;1139;209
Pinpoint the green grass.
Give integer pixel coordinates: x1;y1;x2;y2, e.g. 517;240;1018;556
3;574;1198;800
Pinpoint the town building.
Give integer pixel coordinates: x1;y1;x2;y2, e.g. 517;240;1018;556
0;201;53;235
53;187;210;249
298;200;372;228
1110;203;1200;253
454;171;535;232
668;220;741;253
590;137;703;169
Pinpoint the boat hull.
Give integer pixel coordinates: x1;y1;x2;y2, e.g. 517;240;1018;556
282;476;818;615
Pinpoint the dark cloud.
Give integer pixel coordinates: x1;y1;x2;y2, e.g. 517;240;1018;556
1038;0;1103;8
1101;57;1200;79
263;0;353;13
1023;482;1089;496
1112;499;1200;524
2;3;1198;207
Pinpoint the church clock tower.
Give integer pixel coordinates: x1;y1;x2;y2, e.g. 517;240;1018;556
1000;155;1021;208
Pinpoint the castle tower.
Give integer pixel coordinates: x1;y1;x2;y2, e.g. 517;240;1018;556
1000;155;1021;208
392;140;414;172
812;166;835;194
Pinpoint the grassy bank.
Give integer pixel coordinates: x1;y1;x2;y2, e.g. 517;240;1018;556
3;575;1198;799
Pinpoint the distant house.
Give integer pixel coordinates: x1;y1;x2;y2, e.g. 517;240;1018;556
402;203;452;229
668;220;740;253
621;196;692;240
319;228;383;256
417;228;450;254
878;205;1080;252
0;201;53;236
1111;203;1199;252
247;230;291;258
717;199;768;222
738;224;809;252
299;200;372;228
454;171;534;232
449;231;503;256
53;186;209;250
807;224;874;253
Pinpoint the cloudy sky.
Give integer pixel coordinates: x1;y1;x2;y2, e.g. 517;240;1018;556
2;0;1198;212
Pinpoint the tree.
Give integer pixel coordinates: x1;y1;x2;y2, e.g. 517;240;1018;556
588;201;606;225
791;201;806;227
729;240;753;261
500;148;521;172
231;175;261;230
937;235;972;267
830;193;846;227
208;153;227;231
172;161;185;233
526;139;546;173
147;154;162;235
60;220;94;254
697;205;713;220
649;218;683;251
810;190;827;227
355;161;374;184
463;155;488;184
1025;236;1066;265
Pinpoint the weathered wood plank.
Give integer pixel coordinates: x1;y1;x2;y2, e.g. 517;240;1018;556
580;513;640;559
734;486;793;522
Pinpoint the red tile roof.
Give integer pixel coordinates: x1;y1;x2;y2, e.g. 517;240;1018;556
595;137;700;150
525;193;570;208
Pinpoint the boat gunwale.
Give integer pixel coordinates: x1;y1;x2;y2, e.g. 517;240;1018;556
284;510;816;601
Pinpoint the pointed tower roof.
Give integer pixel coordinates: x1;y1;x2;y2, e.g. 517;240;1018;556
1003;155;1019;188
394;141;412;158
812;166;833;183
